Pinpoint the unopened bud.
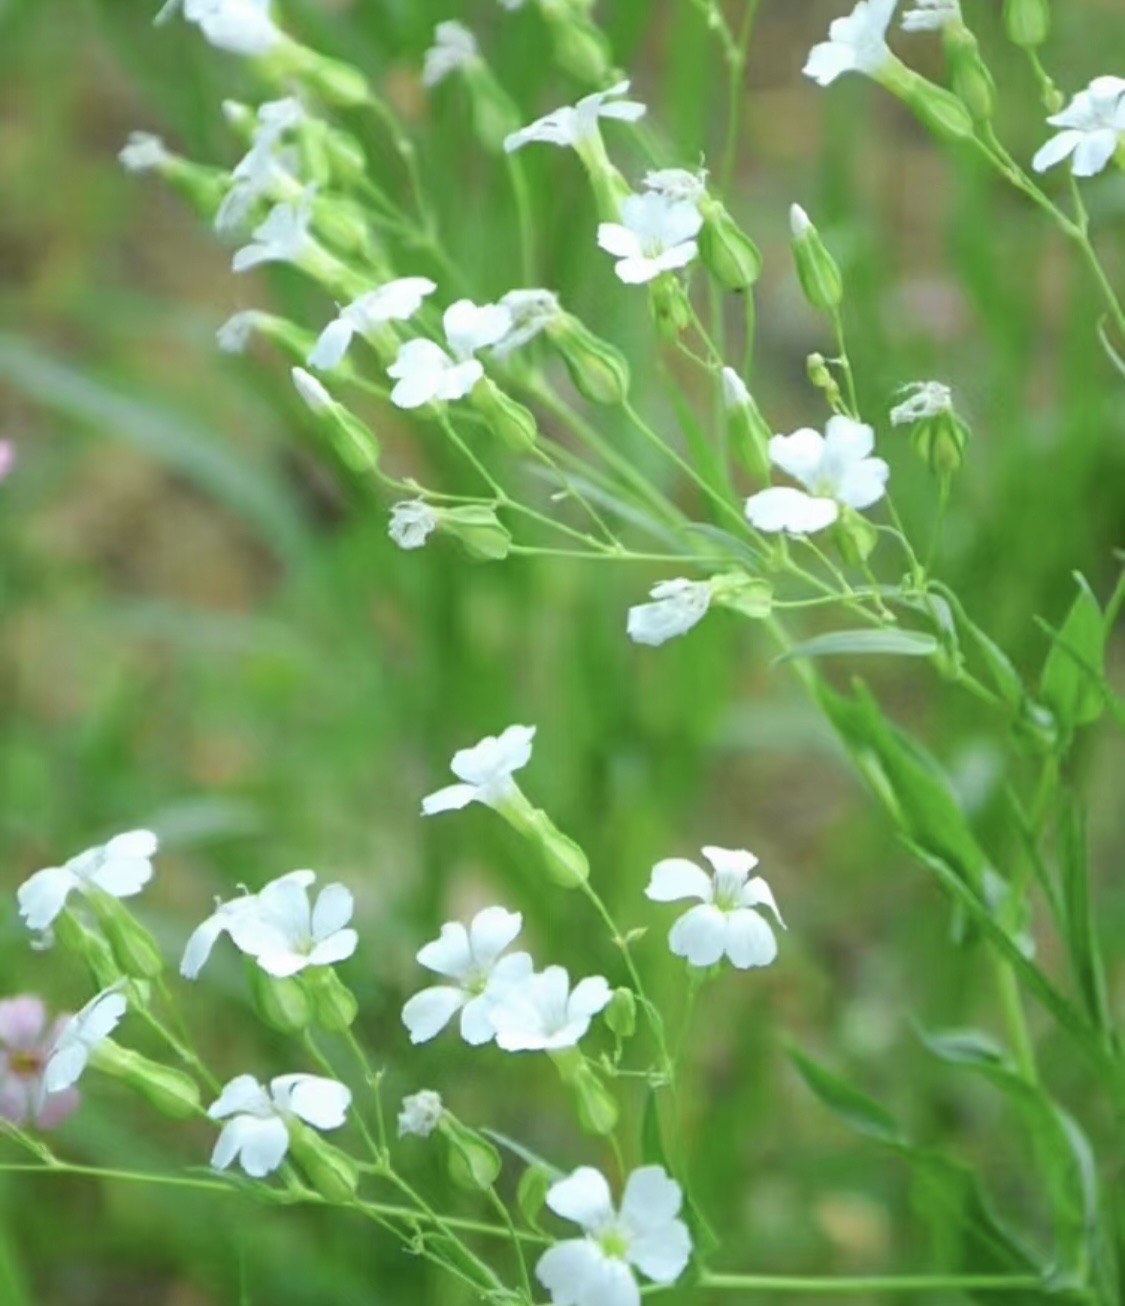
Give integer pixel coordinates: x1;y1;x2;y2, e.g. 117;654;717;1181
891;381;969;475
790;205;843;313
248;965;311;1034
604;988;637;1041
898;71;977;143
289;1122;359;1202
54;910;120;989
543;8;614;86
721;368;771;479
441;504;512;562
650;277;692;339
945;26;996;125
699;197;762;291
307;968;358;1032
710;572;772;620
834;506;879;565
470;377;538;452
549;314;630;405
806;352;842;407
571;1061;619;1135
88;892;163;979
1003;0;1050;48
440;1115;502;1191
517;1163;553;1226
279;45;370;107
91;1043;201;1119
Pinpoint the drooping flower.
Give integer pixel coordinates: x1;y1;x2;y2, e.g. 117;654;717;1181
643;167;708;203
308;277;436;370
401;906;533;1045
42;987;128;1094
119;132;171;173
208;1073;351;1178
398;1089;444;1138
646;846;784;969
504;81;646;154
721;366;751;411
494;288;562;358
890;380;952;425
536;1165;692;1306
215;97;305;233
0;997;80;1130
387;340;483;409
491;966;611;1052
744;415;889;535
217;309;269;354
18;830;158;933
388;500;440;551
597;192;702;285
627;579;712;647
423;21;480;88
232;190;314;272
900;0;960;32
292;366;335;414
803;0;897;87
1032;76;1125;178
157;0;284;59
421;724;536;816
443;299;513;360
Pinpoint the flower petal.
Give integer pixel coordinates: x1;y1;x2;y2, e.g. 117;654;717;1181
535;1239;600;1306
312;883;354;940
547;1166;615;1231
416;921;473;979
1072;128;1118;177
597;223;641;259
208;1073;270;1121
668;903;728;967
307;928;358;968
17;867;79;932
0;996;48;1050
620;1165;683;1232
402;985;466;1044
646;859;712;903
1031;129;1081;173
745;486;838;535
629;1219;692;1284
768;428;825;488
724;909;778;969
469;905;523;967
273;1074;351;1130
741;876;786;927
835;456;889;510
421;783;480;815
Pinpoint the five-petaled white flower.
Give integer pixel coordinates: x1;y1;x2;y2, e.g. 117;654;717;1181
43;987;128;1094
627;578;712;647
157;0;283;58
504;81;646;154
18;830;158;933
646;846;784;969
309;277;436;371
232;190;314;272
597;192;702;285
1032;76;1125;178
401;906;533;1045
227;872;358;979
744;415;889;535
890;380;952;425
398;1089;444;1138
423;21;480;88
491;966;611;1052
422;724;536;816
901;0;960;32
643;167;708;203
494;288;562;358
389;500;440;551
181;869;317;979
387;300;509;410
119;132;171;173
536;1165;692;1306
208;1073;351;1177
804;0;897;87
215;97;304;233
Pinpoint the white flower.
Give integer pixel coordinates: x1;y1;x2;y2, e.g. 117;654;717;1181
387;340;483;409
901;0;960;32
232;190;314;272
42;987;127;1094
221;873;358;979
217;309;268;353
119;131;170;173
1032;76;1125;178
401;906;533;1045
443;299;514;360
804;0;897;86
160;0;284;58
208;1073;351;1178
423;21;479;88
398;1089;444;1138
890;380;952;425
646;846;784;969
494;288;562;358
744;415;889;535
18;830;158;933
721;366;751;411
389;500;440;550
491;966;611;1052
644;167;708;203
180;869;316;980
597;192;702;285
215;97;305;233
421;724;536;816
627;579;712;647
292;366;334;414
536;1165;692;1306
309;277;436;370
504;81;646;154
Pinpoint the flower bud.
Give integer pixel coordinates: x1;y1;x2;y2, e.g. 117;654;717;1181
91;1043;201;1119
945;26;996;125
543;8;614;86
790;205;843;314
721;368;771;480
898;72;977;144
278;45;370;106
87;891;163;979
571;1061;619;1136
806;353;842;408
527;808;591;889
470;377;538;452
548;314;630;406
248;964;311;1034
1003;0;1050;48
834;506;879;565
292;369;381;472
891;381;970;475
54;910;121;989
649;277;693;340
464;66;522;154
398;1089;444;1139
517;1163;553;1227
698;197;762;291
710;572;773;620
440;1115;503;1191
440;504;513;562
307;968;358;1032
604;987;636;1041
289;1122;359;1202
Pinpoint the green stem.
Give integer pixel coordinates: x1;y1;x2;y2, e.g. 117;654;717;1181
698;1271;1043;1294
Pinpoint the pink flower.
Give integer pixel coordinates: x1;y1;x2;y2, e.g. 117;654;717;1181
0;996;80;1130
0;441;14;483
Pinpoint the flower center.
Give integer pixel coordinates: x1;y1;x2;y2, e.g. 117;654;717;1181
9;1051;43;1078
598;1227;631;1260
713;871;744;913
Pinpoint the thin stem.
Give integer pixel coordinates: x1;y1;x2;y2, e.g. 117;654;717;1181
488;1187;534;1299
699;1271;1043;1295
340;1026;390;1156
505;154;536;286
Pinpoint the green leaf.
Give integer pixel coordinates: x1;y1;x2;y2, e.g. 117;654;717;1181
1039;575;1107;731
778;629;939;662
1056;796;1113;1043
787;1046;900;1143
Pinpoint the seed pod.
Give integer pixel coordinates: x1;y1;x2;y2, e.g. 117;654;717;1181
308;969;358;1032
439;1116;502;1192
248;964;311;1035
790;206;843;314
710;573;773;620
1003;0;1050;49
650;277;692;339
834;506;879;565
699;197;762;291
470;377;538;452
912;409;970;476
549;314;630;406
289;1122;359;1202
281;45;370;107
440;504;513;562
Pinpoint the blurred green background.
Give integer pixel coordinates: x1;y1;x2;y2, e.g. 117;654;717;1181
1;0;1122;1302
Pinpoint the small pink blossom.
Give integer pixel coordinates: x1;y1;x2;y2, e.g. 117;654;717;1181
0;441;14;483
0;996;80;1130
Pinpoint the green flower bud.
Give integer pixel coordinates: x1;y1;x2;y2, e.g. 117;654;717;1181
495;790;590;887
898;72;977;144
1003;0;1050;48
292;368;381;473
543;8;614;86
277;44;370;107
439;1115;502;1192
698;197;762;291
649;277;693;340
89;1042;200;1119
87;891;163;980
604;988;637;1041
465;66;522;154
440;504;513;562
54;910;120;989
289;1122;359;1202
834;506;879;565
307;968;358;1032
517;1163;553;1227
891;381;970;475
945;26;996;125
790;205;843;314
710;572;773;620
571;1061;619;1136
548;314;630;406
248;964;311;1035
720;368;771;480
806;352;842;408
470;377;539;452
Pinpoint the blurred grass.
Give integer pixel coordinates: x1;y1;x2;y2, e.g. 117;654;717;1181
1;0;1123;1302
